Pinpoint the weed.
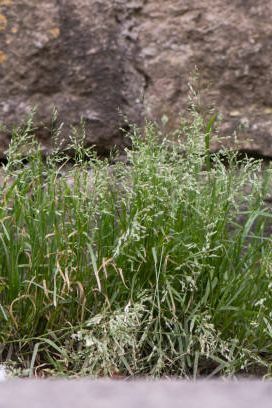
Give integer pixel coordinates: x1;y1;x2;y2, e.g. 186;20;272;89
0;108;272;378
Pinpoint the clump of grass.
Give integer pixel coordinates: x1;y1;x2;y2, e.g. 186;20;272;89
0;107;272;379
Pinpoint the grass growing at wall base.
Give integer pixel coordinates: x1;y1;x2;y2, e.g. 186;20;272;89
0;110;272;378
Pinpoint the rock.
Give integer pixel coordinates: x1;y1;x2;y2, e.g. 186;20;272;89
0;0;272;157
136;0;272;157
0;0;145;156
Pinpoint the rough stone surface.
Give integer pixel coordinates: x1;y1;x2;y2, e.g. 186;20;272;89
0;0;145;156
136;0;272;157
0;0;272;157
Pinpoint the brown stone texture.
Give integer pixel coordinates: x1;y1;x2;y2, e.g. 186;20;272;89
0;0;145;156
0;0;272;157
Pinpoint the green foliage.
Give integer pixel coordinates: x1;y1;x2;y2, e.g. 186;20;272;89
0;109;272;379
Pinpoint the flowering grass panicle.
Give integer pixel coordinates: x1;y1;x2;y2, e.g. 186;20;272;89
0;109;272;378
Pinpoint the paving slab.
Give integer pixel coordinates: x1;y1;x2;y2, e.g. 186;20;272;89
0;380;271;408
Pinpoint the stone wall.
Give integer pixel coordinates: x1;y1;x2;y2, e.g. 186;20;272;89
0;0;272;157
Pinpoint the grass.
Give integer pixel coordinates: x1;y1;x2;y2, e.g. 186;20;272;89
0;107;272;379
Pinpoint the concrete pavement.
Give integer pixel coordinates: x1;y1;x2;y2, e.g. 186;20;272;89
0;380;271;408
